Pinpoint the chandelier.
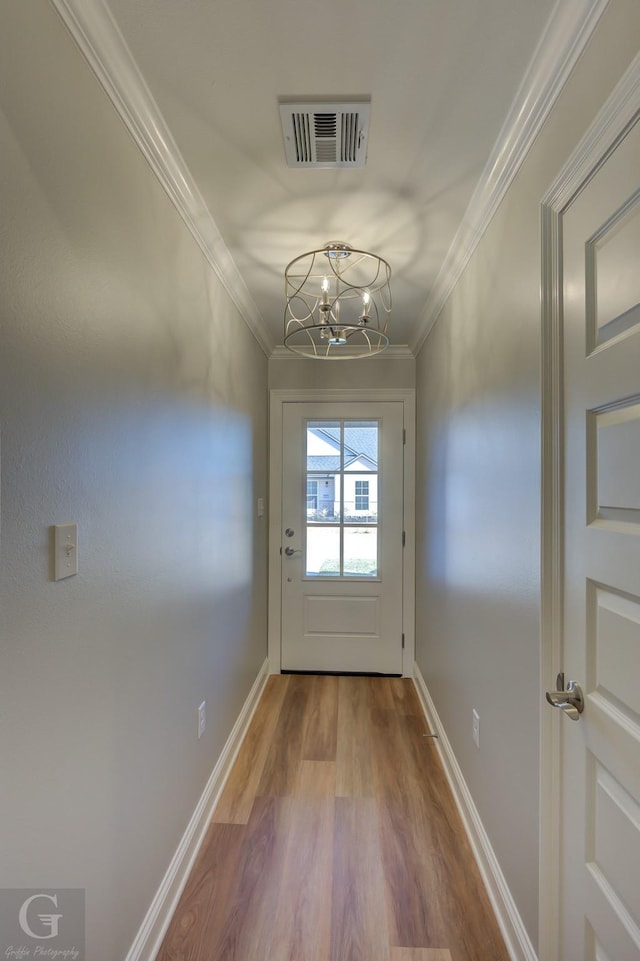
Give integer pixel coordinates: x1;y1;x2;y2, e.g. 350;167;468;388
283;242;391;359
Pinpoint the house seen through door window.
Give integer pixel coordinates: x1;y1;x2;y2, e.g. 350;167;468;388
305;420;378;577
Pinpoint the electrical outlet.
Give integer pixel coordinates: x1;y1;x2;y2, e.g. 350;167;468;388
472;709;480;749
197;701;206;739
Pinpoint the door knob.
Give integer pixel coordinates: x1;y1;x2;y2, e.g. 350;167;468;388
284;546;301;556
545;673;584;720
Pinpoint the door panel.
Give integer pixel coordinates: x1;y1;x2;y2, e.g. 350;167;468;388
304;595;380;635
281;402;404;673
560;116;640;960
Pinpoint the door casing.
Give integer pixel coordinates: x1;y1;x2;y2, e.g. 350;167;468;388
268;387;416;676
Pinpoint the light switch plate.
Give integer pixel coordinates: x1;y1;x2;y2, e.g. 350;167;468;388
54;523;78;580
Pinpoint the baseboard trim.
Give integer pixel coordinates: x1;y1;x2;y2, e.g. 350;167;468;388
124;657;270;961
412;662;538;961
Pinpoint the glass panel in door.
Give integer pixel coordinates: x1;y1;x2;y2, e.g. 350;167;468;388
305;419;378;577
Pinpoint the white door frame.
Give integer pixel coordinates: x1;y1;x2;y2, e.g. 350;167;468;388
268;387;416;677
539;53;640;961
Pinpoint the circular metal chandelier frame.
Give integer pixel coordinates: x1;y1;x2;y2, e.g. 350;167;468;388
284;243;392;359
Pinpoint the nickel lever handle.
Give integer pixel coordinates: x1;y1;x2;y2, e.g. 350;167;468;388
545;673;584;721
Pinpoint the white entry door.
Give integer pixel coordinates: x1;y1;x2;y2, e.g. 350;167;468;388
555;112;640;959
280;402;404;673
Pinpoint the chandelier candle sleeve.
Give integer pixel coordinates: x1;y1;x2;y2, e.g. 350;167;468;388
284;242;391;359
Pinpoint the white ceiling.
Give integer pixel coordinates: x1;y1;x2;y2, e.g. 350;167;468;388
96;0;561;351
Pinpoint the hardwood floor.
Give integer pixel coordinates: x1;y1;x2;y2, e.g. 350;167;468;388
157;675;509;961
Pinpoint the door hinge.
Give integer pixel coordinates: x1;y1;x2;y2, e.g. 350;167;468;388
403;428;406;445
402;531;406;547
402;633;405;649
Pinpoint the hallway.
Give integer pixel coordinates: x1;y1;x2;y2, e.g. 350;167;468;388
157;675;509;961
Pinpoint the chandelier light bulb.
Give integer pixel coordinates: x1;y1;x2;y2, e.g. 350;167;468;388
359;289;371;325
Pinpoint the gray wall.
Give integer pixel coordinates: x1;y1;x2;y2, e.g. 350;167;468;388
0;3;268;959
414;0;640;948
269;353;415;390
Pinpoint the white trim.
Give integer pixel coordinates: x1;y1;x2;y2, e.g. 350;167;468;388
401;391;416;678
542;50;640;211
268;388;416;677
49;0;272;357
538;198;564;961
411;0;610;354
539;51;640;961
412;663;537;961
123;658;269;961
269;344;416;361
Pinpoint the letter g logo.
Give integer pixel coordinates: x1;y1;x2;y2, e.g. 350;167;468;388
18;893;63;939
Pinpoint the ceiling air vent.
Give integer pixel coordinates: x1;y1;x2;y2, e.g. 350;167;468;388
279;100;371;168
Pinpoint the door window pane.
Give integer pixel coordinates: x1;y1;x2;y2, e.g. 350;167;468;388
307;421;341;472
344;473;378;522
306;526;340;576
344;527;378;576
306;474;341;522
343;421;378;471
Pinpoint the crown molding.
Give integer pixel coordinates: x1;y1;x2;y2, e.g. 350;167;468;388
269;344;416;361
50;0;273;357
411;0;611;355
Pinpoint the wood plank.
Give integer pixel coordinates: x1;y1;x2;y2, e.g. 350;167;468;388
294;759;336;798
301;674;338;761
155;821;245;961
365;675;396;711
331;797;390;961
430;816;510;961
257;674;310;796
371;707;509;960
210;796;292;961
369;707;420;807
370;708;448;948
398;721;510;960
389;677;423;715
390;951;452;961
270;788;334;960
377;796;448;948
214;675;289;823
335;676;376;797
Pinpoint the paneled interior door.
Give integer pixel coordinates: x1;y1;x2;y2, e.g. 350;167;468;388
559;114;640;959
280;402;404;673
